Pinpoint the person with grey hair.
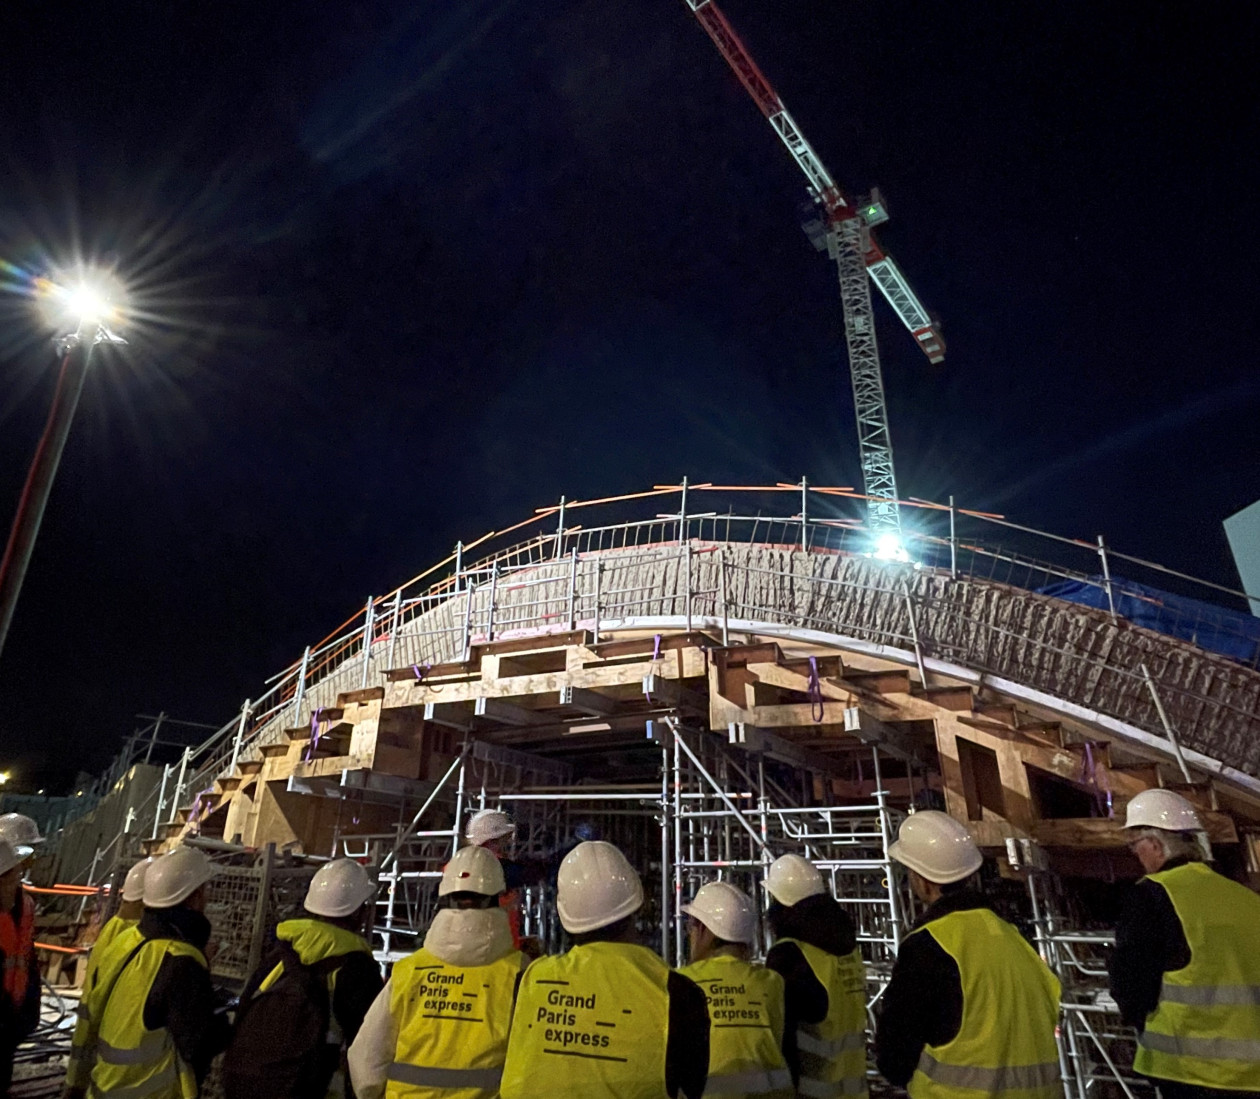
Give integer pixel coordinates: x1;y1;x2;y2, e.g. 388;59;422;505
1109;789;1260;1099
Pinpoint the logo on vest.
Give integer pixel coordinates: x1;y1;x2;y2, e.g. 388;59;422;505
699;981;768;1026
531;984;624;1059
419;969;478;1016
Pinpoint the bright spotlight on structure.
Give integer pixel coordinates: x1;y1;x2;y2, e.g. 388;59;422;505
872;531;912;563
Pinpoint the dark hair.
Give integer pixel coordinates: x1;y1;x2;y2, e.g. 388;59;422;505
568;914;636;946
442;891;500;910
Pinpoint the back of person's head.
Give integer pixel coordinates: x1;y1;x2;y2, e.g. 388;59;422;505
440;845;506;909
765;854;825;907
556;841;643;936
144;846;215;909
683;881;757;953
304;859;376;919
888;811;982;886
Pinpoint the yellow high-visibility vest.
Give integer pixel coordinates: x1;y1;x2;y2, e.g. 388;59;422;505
89;934;207;1099
501;941;670;1099
906;909;1060;1099
67;923;145;1090
776;938;868;1099
385;944;525;1099
83;915;139;992
1135;861;1260;1091
679;953;792;1099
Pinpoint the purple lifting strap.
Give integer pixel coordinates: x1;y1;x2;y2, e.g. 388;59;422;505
807;656;825;723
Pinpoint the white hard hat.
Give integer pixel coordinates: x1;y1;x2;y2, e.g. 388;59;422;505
466;809;515;846
556;841;643;934
765;854;826;907
122;858;153;903
144;847;216;909
0;841;22;877
0;813;43;847
682;881;758;945
440;846;506;897
1124;789;1203;833
305;859;377;918
889;811;983;884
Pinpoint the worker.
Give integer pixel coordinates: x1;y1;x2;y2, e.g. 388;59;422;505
1;839;38;1098
679;881;791;1099
875;811;1061;1099
84;858;152;991
501;840;710;1099
464;808;582;953
1109;788;1260;1098
347;845;525;1099
763;853;866;1099
65;845;228;1099
224;858;382;1099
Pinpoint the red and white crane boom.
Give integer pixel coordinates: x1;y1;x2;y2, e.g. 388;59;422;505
684;0;944;534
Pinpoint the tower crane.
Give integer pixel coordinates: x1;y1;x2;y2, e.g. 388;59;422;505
683;1;943;542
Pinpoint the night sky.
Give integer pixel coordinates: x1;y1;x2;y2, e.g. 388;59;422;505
1;2;1257;789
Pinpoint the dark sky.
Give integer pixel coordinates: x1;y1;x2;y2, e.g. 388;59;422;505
1;2;1257;789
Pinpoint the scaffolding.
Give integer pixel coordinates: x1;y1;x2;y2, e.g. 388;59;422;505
356;710;910;1017
1027;862;1154;1099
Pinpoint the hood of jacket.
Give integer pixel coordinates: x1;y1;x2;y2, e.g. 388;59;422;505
423;907;515;967
770;892;857;956
276;917;370;964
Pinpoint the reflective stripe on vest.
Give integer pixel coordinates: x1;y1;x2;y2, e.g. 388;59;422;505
905;909;1061;1099
797;1077;868;1098
67;924;147;1090
679;954;791;1099
914;1052;1062;1092
777;938;868;1099
1135;862;1260;1092
87;1061;179;1099
501;941;671;1099
89;936;205;1099
387;1064;504;1090
706;1067;794;1094
386;942;525;1099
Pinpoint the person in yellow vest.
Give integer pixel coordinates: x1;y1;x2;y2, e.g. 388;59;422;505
83;858;152;993
224;858;382;1099
1;839;38;1098
679;881;792;1099
347;845;525;1099
1110;788;1260;1099
874;811;1061;1099
763;853;867;1099
64;845;229;1099
500;840;710;1099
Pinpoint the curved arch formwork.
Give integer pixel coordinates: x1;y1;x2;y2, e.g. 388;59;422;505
122;487;1260;1099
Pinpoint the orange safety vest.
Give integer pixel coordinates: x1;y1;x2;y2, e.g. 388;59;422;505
0;891;36;1008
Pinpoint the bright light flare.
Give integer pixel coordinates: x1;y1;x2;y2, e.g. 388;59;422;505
872;532;912;563
33;270;126;332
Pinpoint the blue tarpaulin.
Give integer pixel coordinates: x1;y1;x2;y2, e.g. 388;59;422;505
1037;576;1260;665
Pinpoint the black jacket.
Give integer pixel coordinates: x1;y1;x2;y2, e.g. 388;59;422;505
1109;858;1194;1030
238;931;383;1050
666;968;712;1099
138;905;231;1083
765;893;859;1086
874;890;991;1088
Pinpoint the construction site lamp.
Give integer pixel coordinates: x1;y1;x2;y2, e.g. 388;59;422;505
0;772;8;785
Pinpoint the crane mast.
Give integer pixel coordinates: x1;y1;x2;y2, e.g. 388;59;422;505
684;0;943;537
